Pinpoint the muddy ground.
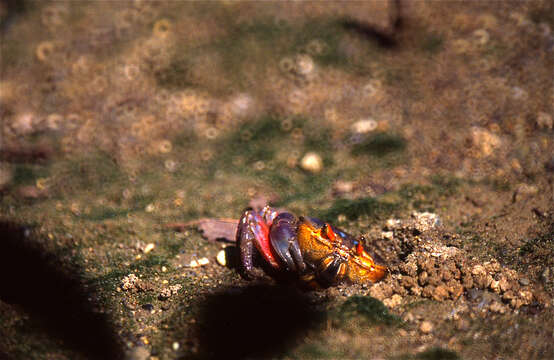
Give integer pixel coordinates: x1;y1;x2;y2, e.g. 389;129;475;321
0;1;553;359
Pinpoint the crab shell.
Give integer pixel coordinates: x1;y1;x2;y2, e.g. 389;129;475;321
296;217;387;284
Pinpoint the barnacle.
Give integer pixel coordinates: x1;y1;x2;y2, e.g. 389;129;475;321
295;55;315;76
153;19;172;39
46;113;64;131
204;127;219;140
157;139;173;154
72;56;92;75
280;117;293;132
41;4;68;28
200;149;214;161
123;63;141;81
291;127;304;143
362;79;382;98
306;39;327;55
279;57;295;73
36;41;55;62
164;159;177;172
253;161;265;171
472;29;490;46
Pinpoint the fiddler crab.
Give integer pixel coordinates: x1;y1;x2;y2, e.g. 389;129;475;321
236;206;387;288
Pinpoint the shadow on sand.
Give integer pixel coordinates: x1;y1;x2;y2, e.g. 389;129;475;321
0;221;124;359
189;284;326;359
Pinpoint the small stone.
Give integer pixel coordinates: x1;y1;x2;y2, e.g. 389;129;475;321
411;212;441;233
490;280;500;293
498;277;512;292
399;261;418;277
161;266;167;272
456;318;470;331
121;274;139;291
489;301;506;314
143;243;155;254
216;249;227;266
418;271;429;286
159;288;172;300
403;312;415;322
448;282;464;299
383;294;402;308
351;118;378;134
142;303;154;312
419;321;434;334
385;218;402;229
169;284;182;294
519;278;530;286
470;126;501;157
172;342;180;351
369;283;392;300
422;285;435;298
473;274;489;289
300;152;323;173
483;260;501;274
295;54;315;76
441;269;453;281
502;290;516;303
381;231;394;240
536;111;553;129
333;180;354;194
471;264;486;276
433;285;449;301
519;290;533;304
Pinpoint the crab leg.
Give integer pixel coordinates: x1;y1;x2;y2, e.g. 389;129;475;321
236;210;280;279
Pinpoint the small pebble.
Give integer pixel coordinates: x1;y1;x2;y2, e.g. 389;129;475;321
172;342;180;351
143;243;155;254
300;152;323;173
419;321;434;334
216;249;227;266
518;278;530;286
142;303;154;312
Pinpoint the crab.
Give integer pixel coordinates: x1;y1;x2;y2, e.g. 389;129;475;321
236;206;387;288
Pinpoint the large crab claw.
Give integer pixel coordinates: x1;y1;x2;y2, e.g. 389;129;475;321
269;213;306;273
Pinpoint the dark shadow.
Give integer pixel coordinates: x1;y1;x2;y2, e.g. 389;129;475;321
340;0;404;48
189;284;325;360
0;221;124;359
0;0;27;33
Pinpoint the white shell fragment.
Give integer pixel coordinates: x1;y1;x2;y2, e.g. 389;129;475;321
143;243;155;254
216;249;227;266
351;118;378;134
188;257;210;268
